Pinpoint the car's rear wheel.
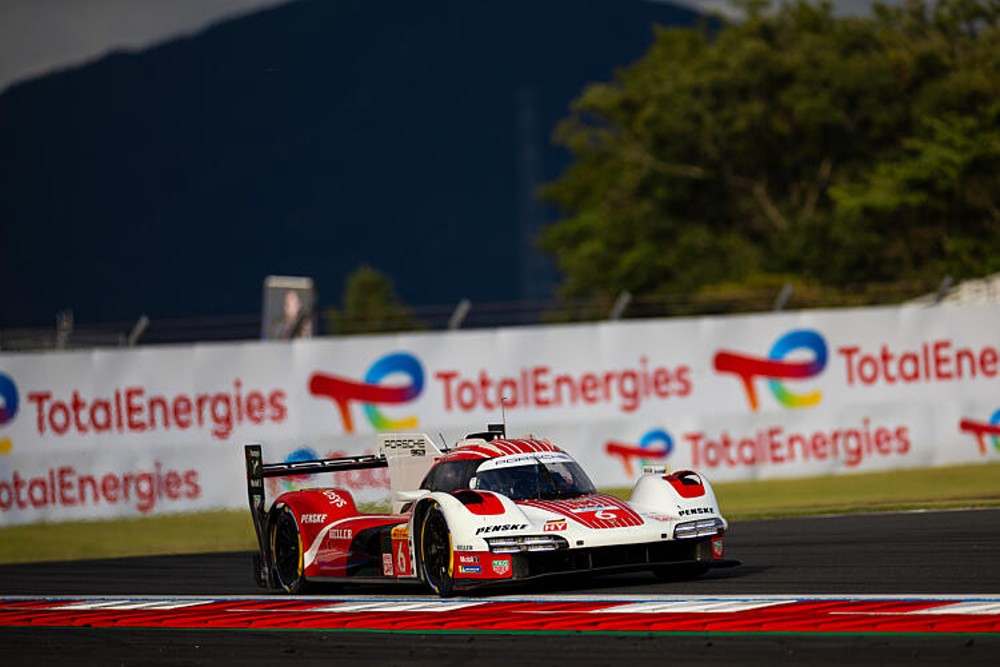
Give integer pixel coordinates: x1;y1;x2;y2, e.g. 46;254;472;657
419;503;455;597
270;505;311;594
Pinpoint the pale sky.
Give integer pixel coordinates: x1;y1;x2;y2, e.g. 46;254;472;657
0;0;904;94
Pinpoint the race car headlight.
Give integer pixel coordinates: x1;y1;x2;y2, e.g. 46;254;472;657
485;535;570;553
673;518;724;540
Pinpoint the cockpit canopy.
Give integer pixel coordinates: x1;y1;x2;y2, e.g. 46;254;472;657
421;450;596;501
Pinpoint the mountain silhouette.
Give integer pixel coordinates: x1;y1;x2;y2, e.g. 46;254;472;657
0;0;704;328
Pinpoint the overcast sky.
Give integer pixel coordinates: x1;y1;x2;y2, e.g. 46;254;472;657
0;0;901;94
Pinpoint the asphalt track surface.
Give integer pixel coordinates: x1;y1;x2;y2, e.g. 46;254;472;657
1;508;998;665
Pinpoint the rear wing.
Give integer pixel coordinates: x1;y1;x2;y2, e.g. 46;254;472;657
243;444;390;587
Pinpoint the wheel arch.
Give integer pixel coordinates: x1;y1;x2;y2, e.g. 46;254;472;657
630;469;724;518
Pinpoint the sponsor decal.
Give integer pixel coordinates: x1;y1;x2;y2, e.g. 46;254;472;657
959;408;1000;455
566;499;619;512
605;428;673;476
395;540;409;575
492;558;511;576
459;565;482;574
328;529;353;540
382;553;394;576
712;536;725;559
245;449;263;489
321;490;348;508
714;329;827;412
476;451;573;471
642;513;673;523
301;513;328;524
475;523;528;535
433;357;691;415
458;555;479;564
391;524;408;539
543;520;567;532
24;380;286;440
0;372;19;455
677;507;714;517
381;436;427;457
309;352;424;433
0;463;200;513
454;544;475;551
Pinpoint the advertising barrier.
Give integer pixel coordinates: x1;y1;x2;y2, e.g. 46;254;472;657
1;304;998;525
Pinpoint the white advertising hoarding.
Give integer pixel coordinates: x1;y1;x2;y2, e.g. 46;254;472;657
1;304;998;525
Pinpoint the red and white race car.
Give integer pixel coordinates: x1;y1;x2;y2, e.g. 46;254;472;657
245;425;736;596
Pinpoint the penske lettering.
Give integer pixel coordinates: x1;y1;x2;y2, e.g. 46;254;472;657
475;523;528;535
677;507;714;517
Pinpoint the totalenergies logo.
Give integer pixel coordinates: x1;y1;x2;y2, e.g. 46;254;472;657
714;329;828;412
959;409;1000;456
605;428;673;476
273;446;323;493
309;352;424;433
0;372;19;455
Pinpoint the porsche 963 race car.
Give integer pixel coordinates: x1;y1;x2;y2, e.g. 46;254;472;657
245;425;736;596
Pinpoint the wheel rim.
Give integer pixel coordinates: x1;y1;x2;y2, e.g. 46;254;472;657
421;508;451;592
272;510;302;591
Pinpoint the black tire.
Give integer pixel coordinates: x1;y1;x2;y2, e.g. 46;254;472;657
651;562;711;581
419;503;455;597
270;505;311;594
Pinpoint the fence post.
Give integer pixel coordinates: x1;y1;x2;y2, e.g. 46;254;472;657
773;283;794;311
609;291;631;320
448;299;471;330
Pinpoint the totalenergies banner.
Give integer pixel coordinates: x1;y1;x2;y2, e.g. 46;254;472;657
1;304;998;525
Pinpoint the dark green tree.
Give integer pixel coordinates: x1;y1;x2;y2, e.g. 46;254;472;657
540;0;999;306
325;265;423;334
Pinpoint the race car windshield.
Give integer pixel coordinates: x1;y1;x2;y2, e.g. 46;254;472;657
472;458;596;501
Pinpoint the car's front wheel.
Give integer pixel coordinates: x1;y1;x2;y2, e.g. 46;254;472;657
418;502;455;597
270;505;311;594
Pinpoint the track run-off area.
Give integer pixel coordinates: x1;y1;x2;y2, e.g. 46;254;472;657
1;509;998;665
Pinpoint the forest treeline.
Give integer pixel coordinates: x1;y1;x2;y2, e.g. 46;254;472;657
539;0;999;309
